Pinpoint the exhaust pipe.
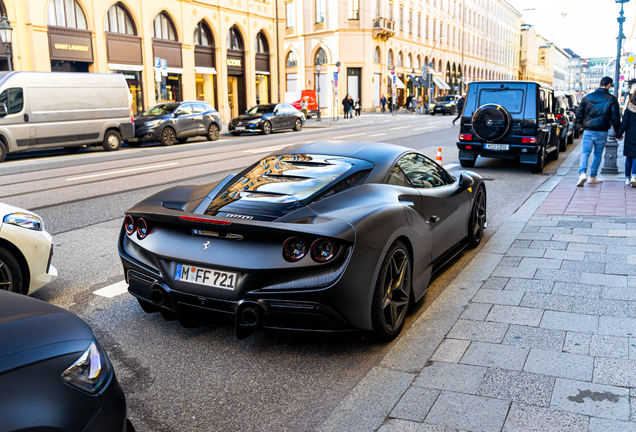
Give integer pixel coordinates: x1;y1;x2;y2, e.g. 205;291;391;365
236;304;264;339
151;288;166;306
240;307;261;327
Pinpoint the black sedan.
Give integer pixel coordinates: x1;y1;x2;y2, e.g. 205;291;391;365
129;101;222;147
0;290;133;431
429;95;461;115
229;103;305;135
118;141;486;340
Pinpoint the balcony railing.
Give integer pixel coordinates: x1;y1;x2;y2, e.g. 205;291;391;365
373;18;395;40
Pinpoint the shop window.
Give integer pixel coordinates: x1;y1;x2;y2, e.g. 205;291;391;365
286;51;298;67
255;33;268;54
152;12;177;41
194;21;213;46
227;27;243;50
46;0;88;29
104;3;136;35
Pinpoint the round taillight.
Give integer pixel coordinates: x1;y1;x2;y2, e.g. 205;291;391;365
124;215;135;236
137;218;149;240
311;238;336;263
283;237;307;262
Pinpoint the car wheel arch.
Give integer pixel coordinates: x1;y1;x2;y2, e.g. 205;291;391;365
0;238;30;294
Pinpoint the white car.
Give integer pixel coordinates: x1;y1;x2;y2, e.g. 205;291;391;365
0;203;57;294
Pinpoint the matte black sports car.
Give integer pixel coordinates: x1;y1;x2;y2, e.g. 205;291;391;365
118;141;486;340
229;103;305;135
0;290;133;431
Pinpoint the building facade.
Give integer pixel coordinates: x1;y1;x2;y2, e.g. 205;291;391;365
3;0;285;122
283;0;521;112
550;44;570;91
564;48;582;94
519;23;551;85
582;57;612;93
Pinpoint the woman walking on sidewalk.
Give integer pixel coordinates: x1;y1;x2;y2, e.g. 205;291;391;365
354;97;361;117
616;91;636;187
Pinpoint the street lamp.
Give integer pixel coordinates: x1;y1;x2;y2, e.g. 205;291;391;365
315;63;322;121
0;15;13;71
614;0;629;97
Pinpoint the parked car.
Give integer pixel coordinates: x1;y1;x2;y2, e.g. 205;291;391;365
118;141;486;340
285;90;318;118
229;103;305;135
554;93;575;150
0;203;56;295
0;72;134;162
130;101;221;147
429;95;462;115
0;290;134;431
456;81;560;173
563;92;583;138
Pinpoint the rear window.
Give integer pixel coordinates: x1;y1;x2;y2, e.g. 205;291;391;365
479;89;524;114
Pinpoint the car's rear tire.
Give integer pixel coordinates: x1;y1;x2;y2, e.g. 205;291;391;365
161;127;176;146
261;121;272;135
103;130;122;151
0;247;23;294
0;140;6;163
531;147;546;173
559;137;567;152
177;138;188;144
430;113;436;116
460;157;476;168
207;123;220;141
574;128;581;139
468;186;487;248
567;133;574;144
371;241;411;341
127;141;142;148
548;141;560;161
293;118;302;131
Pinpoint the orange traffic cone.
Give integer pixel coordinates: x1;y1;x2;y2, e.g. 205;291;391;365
436;147;443;166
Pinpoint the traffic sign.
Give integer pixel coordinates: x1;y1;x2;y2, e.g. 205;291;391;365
627;55;636;64
154;57;160;68
160;59;168;70
620;75;625;81
421;65;428;74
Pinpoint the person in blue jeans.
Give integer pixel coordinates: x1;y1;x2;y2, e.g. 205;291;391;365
575;76;622;186
616;91;636;186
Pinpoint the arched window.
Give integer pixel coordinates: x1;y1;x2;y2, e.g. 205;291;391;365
286;51;298;67
104;3;135;35
194;21;213;46
227;27;243;50
374;46;381;64
406;53;412;68
398;51;403;67
315;48;327;65
46;0;88;29
416;55;421;69
152;12;176;41
388;49;394;66
255;32;268;53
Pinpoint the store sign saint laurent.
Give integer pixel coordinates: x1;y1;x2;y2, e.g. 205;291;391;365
54;43;89;52
227;59;242;67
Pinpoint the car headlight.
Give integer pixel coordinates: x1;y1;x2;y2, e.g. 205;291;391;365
3;212;43;231
61;339;111;394
249;119;260;124
144;119;162;127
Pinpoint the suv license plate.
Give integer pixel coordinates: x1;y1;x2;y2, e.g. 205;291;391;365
235;126;245;131
175;264;236;290
485;144;510;151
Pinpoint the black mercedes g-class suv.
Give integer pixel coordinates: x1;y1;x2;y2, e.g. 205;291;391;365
456;81;560;173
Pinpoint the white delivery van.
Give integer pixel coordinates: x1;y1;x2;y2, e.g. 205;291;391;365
0;71;134;162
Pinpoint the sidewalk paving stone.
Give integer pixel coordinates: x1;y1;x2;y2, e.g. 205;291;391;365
551;281;602;299
550;378;630;420
567;243;607;253
589;335;629;359
593;357;636;387
572;298;629;318
480;276;509;290
561;260;605;273
580;272;627;287
476;368;555;407
538;226;573;234
543;249;585;261
389;387;440;422
589;418;636;432
529;240;567;249
563;332;591;355
430;339;471;363
425;392;510;432
502;325;566;351
602;285;636;301
629;338;636;360
540;311;599;334
413;362;487;394
504;248;545;258
505;278;553;293
460;303;492;321
552;234;588;243
598;316;636;337
377;419;454;432
485;305;544;326
502;402;589;432
520;293;574;312
517;233;553;241
631;388;636;420
459;342;529;370
534;269;581;283
446;319;509;343
499;256;522;267
472;289;523;306
585;252;625;263
491;267;536;278
606;262;636;276
524;349;594;381
558;221;593;228
588;236;627;245
518;257;562;269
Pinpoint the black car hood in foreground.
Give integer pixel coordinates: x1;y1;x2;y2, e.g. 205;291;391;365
0;291;93;374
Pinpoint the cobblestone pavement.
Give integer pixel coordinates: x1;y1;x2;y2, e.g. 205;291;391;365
319;141;636;431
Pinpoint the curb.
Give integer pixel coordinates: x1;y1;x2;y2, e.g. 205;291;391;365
317;141;583;432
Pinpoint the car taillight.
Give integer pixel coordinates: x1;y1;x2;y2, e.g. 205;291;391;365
311;239;337;263
459;134;473;141
466;145;472;150
125;215;135;236
137;218;150;240
556;114;565;124
178;215;232;225
521;137;536;144
283;237;307;262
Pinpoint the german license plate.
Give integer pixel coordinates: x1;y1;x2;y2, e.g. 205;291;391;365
235;126;245;131
175;264;237;290
485;143;510;151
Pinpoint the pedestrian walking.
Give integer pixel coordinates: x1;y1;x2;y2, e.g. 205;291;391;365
381;94;387;113
406;94;413;113
410;96;418;114
342;94;351;120
576;76;621;186
348;95;354;119
388;96;393;113
452;95;466;125
615;91;636;187
300;97;308;118
354;97;361;117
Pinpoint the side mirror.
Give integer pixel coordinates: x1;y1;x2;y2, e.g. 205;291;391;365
458;173;475;190
0;103;7;117
173;111;181;117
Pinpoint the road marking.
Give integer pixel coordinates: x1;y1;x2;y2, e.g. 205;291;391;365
93;280;128;298
429;121;443;124
414;126;437;131
369;133;387;137
389;126;412;131
382;120;391;122
243;145;289;154
334;133;366;139
66;162;179;181
444;163;459;170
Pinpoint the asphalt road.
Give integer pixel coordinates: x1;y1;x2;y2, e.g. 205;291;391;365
0;114;578;432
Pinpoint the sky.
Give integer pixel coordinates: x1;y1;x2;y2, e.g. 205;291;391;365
507;0;636;58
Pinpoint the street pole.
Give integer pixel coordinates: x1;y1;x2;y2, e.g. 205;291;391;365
315;63;322;121
614;0;628;97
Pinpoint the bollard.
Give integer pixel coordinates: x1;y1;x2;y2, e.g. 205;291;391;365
601;126;619;174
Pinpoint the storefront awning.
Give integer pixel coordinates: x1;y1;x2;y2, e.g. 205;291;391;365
195;66;217;75
108;63;144;72
433;76;451;90
415;76;427;87
390;74;406;89
412;77;422;88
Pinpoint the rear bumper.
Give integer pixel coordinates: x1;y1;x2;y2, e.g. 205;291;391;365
120;123;134;140
457;141;543;164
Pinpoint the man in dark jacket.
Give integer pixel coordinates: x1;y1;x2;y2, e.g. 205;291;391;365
342;94;351;120
452;95;466;125
575;76;621;186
